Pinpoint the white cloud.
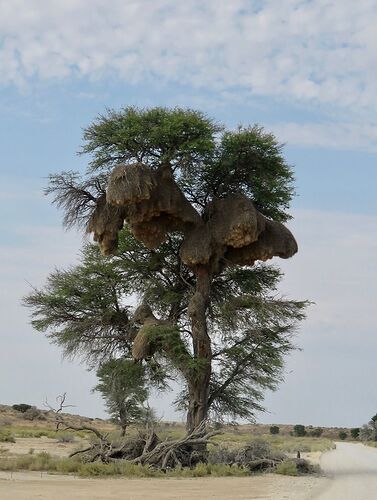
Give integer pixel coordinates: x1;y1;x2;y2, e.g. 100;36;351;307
1;0;377;150
270;121;377;152
0;1;373;105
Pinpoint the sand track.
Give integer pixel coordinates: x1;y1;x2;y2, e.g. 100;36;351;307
0;471;323;500
311;442;377;499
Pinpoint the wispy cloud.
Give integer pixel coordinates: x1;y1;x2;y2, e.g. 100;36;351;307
1;2;376;121
2;1;377;151
270;121;377;152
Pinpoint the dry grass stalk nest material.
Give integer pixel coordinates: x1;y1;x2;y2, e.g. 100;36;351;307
88;162;298;267
87;194;127;255
107;163;200;249
131;304;172;361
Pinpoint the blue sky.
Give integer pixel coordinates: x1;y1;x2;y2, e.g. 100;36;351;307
1;0;376;426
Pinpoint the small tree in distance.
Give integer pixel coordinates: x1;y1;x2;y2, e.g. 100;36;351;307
350;428;360;440
338;431;347;440
293;424;306;437
270;425;280;435
94;359;149;436
359;417;377;442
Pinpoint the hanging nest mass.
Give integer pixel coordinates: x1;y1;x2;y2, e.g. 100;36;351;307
87;161;298;267
87;194;127;255
106;162;201;249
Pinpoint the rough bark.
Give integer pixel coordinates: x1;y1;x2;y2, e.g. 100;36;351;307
186;265;212;433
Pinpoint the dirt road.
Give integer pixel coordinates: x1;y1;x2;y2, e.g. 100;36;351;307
312;442;377;499
0;471;322;500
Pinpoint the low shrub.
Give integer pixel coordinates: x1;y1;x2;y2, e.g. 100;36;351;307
350;428;360;439
275;459;298;476
22;406;46;421
57;433;75;443
309;428;323;438
208;446;238;465
275;458;319;476
270;426;280;435
12;404;32;413
293;425;306;437
0;431;15;443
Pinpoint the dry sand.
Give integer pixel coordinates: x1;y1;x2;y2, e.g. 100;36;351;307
2;437;86;457
311;442;377;499
0;471;325;500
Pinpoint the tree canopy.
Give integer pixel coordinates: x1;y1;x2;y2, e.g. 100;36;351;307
94;359;149;435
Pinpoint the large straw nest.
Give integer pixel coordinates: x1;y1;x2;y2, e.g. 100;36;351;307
132;324;158;361
225;217;298;265
107;163;157;206
131;305;166;361
132;304;155;325
87;194;127;255
180;223;215;267
107;163;200;249
205;194;265;248
180;194;266;270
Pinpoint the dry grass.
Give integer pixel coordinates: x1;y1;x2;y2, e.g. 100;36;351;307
211;432;334;454
0;452;249;478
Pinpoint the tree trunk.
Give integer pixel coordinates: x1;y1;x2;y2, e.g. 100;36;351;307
186;265;212;433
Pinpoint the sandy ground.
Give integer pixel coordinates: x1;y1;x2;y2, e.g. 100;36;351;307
310;442;377;499
0;471;325;500
0;442;345;500
2;437;86;457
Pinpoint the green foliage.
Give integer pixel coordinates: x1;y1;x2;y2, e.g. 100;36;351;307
308;428;323;438
350;428;360;439
196;125;295;221
12;404;32;413
275;459;298;476
0;431;15;443
94;359;149;433
371;414;377;422
338;431;347;440
270;426;280;435
80;106;220;173
293;425;307;437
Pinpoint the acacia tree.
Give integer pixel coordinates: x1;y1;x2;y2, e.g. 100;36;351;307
25;107;305;433
94;359;149;436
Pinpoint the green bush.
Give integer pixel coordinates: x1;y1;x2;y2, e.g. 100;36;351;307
350;428;360;439
275;459;298;476
270;426;280;435
309;428;323;438
293;425;306;437
0;431;15;443
338;431;347;440
12;404;32;413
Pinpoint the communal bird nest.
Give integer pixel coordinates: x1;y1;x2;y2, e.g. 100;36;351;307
87;161;297;270
87;194;127;255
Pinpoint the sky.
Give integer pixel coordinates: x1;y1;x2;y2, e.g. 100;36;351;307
0;0;376;428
